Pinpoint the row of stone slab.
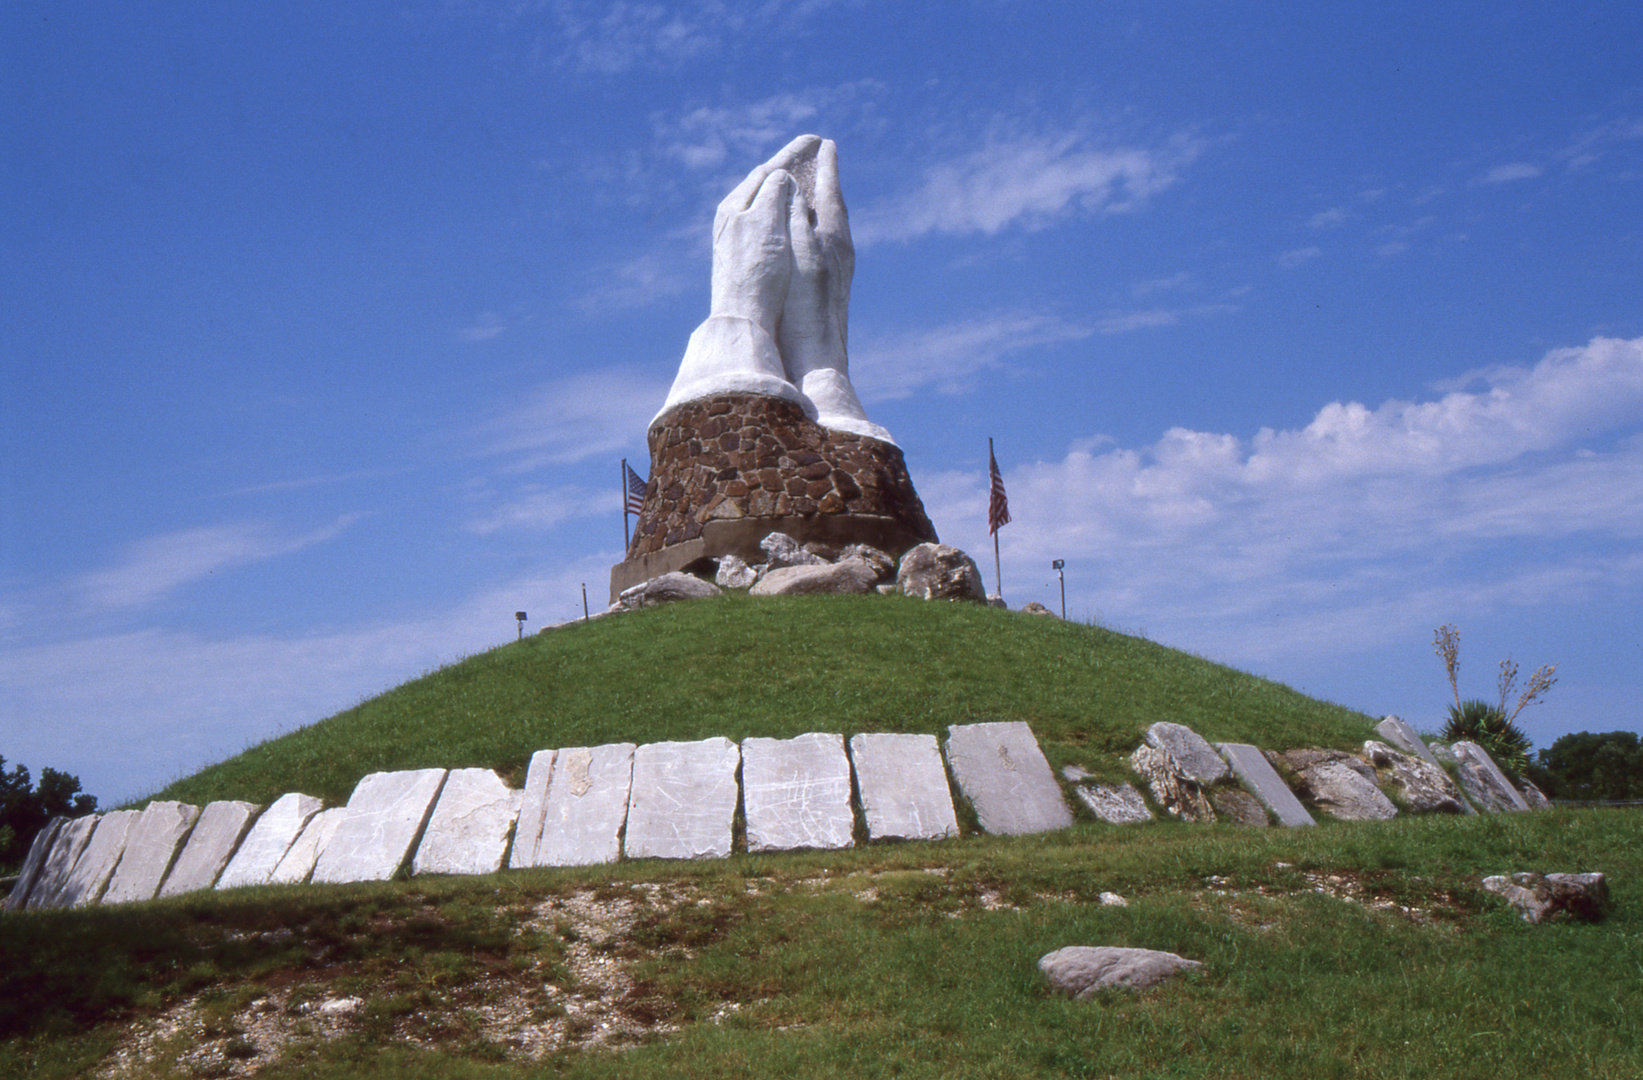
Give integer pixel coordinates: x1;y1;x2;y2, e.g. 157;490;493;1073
6;722;1073;912
1072;716;1547;828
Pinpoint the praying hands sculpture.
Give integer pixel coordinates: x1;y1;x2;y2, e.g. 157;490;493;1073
657;135;893;444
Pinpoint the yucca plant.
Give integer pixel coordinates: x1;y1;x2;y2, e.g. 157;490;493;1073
1443;698;1532;776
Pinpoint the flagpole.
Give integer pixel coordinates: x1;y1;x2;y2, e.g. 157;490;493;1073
621;458;632;551
989;437;1002;598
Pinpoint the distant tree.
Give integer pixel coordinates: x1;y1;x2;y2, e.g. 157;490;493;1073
1527;732;1643;801
0;756;98;871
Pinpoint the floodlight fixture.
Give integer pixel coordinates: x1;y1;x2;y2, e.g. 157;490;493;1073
515;611;528;640
1050;560;1066;619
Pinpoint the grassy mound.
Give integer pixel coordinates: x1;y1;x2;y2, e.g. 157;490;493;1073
152;593;1373;808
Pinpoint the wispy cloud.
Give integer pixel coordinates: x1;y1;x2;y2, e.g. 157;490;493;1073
477;365;670;469
654;81;886;172
1557;115;1643;170
575;253;692;314
465;486;607;534
73;517;364;612
458;312;506;342
1308;207;1348;230
1477;162;1543;185
548;1;846;75
854;129;1206;245
1277;245;1322;267
851;312;1094;401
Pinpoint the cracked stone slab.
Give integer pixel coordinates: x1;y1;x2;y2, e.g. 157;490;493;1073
4;817;65;911
1373;715;1443;769
311;769;448;884
1073;782;1154;824
624;737;740;860
742;733;855;852
56;809;142;907
269;807;348;885
25;815;100;910
533;743;636;867
160;801;261;898
103;802;201;905
508;749;557;870
1450;741;1530;813
218;793;325;889
1144;723;1229;785
413;768;519;876
1364;741;1472;815
944;721;1073;836
1216;743;1315;827
849;732;959;841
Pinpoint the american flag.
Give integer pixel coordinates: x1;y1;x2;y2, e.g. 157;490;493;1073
623;460;648;515
987;440;1010;535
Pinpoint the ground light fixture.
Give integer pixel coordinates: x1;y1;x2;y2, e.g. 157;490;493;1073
515;611;527;640
1051;560;1066;619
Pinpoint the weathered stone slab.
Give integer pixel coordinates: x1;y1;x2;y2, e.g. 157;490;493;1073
742;733;855;852
533;743;637;867
25;815;100;909
311;769;448;885
1483;872;1609;923
1145;723;1229;785
1373;715;1443;768
1519;778;1552;809
103;802;201;905
849;732;959;841
1216;743;1315;827
4;817;64;910
944;721;1073;836
1130;744;1215;822
57;809;142;907
218;793;325;889
508;749;557;870
160;801;261;898
1072;782;1154;824
1040;946;1203;997
1363;741;1471;815
1291;760;1398;821
269;807;348;885
1450;741;1530;813
624;738;740;860
413;769;518;876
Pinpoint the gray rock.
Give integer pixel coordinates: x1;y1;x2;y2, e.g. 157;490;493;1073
624;737;740;860
1290;760;1398;821
849;732;959;842
311;769;448;885
760;532;826;568
617;571;722;610
1215;743;1315;827
1450;741;1530;813
55;810;141;907
1430;742;1459;764
25;815;100;909
532;743;636;867
1129;744;1215;823
1039;946;1204;997
103;802;201;905
218;793;325;889
1363;741;1471;815
749;559;880;596
1279;748;1379;783
1021;601;1056;617
1482;872;1609;923
4;817;64;910
945;721;1074;835
1373;715;1443;768
508;749;557;870
801;541;841;561
838;543;895;582
897;543;987;602
985;593;1008;608
268;807;348;885
714;554;759;589
160;801;261;898
1145;723;1229;785
413;769;518;876
1211;788;1270;826
1061;765;1094;782
1518;778;1552;809
742;733;856;852
1073;782;1154;824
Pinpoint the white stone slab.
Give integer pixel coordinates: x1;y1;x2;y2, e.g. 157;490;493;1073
1216;743;1316;828
944;722;1073;836
311;769;448;884
624;737;739;860
1374;716;1443;768
156;801;260;898
4;817;64;911
1145;722;1230;785
413;769;519;876
1073;782;1154;824
103;802;201;905
534;743;636;867
218;793;325;889
742;733;855;852
269;806;348;885
508;749;557;870
1451;741;1530;812
57;809;142;907
25;815;100;909
848;732;959;842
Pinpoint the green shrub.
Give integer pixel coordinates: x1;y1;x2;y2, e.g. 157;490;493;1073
1443;699;1531;776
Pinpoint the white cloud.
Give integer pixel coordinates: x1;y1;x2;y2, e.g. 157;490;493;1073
73;516;363;612
477;365;670;469
575;253;692;314
458;312;506;341
1277;246;1322;267
465;486;607;534
1478;162;1543;185
854;130;1205;244
551;2;718;74
1308;207;1348;230
654;82;887;172
850;312;1094;401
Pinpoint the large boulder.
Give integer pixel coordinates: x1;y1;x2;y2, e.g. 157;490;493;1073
1482;872;1609;923
760;531;827;569
749;559;881;596
1039;946;1203;997
1145;723;1229;785
896;543;986;602
714;554;760;590
616;571;721;610
1363;741;1471;814
838;543;896;582
1282;752;1397;821
1129;744;1215;823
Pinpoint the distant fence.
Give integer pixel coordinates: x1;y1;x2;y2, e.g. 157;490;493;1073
1548;799;1643;808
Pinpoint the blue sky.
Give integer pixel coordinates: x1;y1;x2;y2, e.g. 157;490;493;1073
3;2;1640;804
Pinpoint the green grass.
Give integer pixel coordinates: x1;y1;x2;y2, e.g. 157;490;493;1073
148;593;1372;807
